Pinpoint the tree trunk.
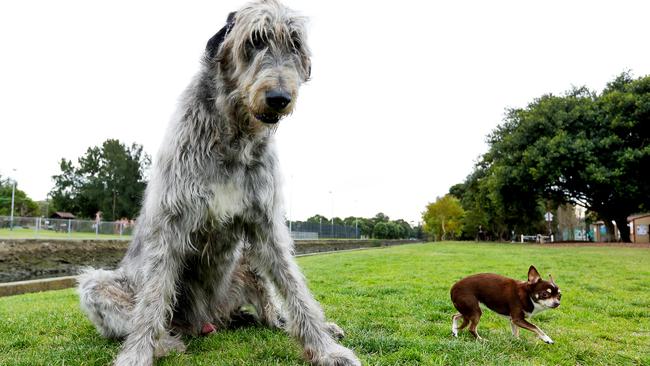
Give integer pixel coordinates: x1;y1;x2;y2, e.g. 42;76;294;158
614;217;631;243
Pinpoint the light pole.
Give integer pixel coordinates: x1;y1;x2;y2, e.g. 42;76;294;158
9;169;17;231
328;190;334;238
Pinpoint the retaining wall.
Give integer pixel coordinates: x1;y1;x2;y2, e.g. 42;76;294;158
0;238;420;296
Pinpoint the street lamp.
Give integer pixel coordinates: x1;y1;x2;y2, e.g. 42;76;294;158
329;190;334;238
9;168;17;231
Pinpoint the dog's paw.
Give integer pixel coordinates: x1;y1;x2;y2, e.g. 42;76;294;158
540;335;554;344
114;349;153;366
154;333;187;358
305;343;361;366
324;322;346;340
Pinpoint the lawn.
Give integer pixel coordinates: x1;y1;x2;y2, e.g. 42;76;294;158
0;242;649;365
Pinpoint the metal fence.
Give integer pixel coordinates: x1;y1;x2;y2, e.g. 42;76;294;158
289;220;360;239
0;216;360;240
0;216;135;238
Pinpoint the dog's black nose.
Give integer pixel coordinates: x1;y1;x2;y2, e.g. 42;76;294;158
266;90;291;111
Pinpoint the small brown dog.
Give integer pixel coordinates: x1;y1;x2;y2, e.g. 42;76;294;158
450;266;561;343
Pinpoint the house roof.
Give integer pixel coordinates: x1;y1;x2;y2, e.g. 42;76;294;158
628;213;650;221
52;212;76;219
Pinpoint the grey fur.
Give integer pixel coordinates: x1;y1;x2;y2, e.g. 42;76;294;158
77;1;360;365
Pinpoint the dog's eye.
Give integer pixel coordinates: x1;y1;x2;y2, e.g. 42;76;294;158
291;35;302;52
540;292;549;298
249;32;266;50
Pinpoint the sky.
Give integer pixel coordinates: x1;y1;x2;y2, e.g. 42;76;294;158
1;0;649;224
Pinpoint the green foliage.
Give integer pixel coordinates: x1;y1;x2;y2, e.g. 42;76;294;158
0;175;39;217
306;214;328;224
49;139;151;221
422;195;464;240
303;213;414;239
450;72;650;242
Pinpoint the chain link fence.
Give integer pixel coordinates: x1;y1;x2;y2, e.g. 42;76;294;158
0;216;360;240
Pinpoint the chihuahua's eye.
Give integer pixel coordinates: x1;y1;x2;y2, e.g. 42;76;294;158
540;292;549;298
557;294;562;300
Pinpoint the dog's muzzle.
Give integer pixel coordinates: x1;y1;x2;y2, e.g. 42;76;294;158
255;90;292;124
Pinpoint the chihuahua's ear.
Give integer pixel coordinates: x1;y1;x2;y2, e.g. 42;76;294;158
528;265;541;284
548;274;557;286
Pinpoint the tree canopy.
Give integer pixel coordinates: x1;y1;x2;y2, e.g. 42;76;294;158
49;139;151;221
0;175;39;217
450;72;649;242
422;195;464;241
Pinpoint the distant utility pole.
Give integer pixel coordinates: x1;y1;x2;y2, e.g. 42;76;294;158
9;168;17;231
329;190;334;238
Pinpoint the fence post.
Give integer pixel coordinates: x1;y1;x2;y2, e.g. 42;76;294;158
520;234;524;243
68;219;72;237
36;217;40;237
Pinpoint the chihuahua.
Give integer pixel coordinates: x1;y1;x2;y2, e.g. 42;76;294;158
450;265;561;343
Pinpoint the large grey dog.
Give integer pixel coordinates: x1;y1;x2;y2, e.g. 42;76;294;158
77;1;361;365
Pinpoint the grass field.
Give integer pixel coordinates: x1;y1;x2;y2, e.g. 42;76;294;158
0;227;131;240
1;242;649;365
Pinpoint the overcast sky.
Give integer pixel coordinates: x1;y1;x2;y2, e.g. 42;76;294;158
1;0;649;224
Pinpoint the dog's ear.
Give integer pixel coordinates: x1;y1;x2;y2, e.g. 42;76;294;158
206;11;237;59
528;265;541;284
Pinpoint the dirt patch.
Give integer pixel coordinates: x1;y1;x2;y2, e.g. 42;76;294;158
0;239;417;283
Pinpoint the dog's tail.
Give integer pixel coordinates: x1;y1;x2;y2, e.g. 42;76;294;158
77;267;134;339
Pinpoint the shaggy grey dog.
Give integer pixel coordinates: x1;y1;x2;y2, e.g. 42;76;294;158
77;1;361;365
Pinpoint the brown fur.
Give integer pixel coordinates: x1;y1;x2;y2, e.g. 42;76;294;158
450;265;561;343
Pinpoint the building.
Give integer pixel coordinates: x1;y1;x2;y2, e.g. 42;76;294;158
628;213;650;243
50;212;76;219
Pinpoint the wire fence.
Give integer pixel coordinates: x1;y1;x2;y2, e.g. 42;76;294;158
0;216;360;240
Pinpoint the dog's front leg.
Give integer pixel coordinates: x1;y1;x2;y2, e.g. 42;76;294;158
512;318;554;344
251;219;361;366
114;231;186;366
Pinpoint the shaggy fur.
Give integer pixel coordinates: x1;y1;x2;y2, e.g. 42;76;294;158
77;1;360;365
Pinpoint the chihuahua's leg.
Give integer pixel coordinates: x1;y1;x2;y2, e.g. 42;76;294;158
512;318;553;344
467;313;483;340
510;318;519;338
451;314;463;337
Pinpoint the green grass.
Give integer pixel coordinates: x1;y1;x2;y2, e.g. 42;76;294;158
1;242;649;365
0;227;131;240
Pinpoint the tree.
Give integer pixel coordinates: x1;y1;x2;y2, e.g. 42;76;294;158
0;175;39;217
484;73;650;242
372;222;390;239
422;195;465;241
49;139;151;221
306;214;328;224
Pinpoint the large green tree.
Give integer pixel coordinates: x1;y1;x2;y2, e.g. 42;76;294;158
0;175;39;217
483;72;650;242
49;139;151;221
